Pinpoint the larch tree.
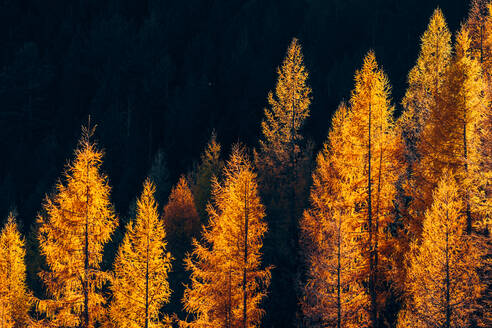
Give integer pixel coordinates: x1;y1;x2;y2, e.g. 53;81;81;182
254;37;312;327
300;103;370;328
162;175;199;318
183;145;271;328
466;0;491;67
191;131;223;223
36;121;118;328
345;51;401;327
108;179;172;328
0;213;32;328
397;174;487;328
399;8;452;233
446;26;488;234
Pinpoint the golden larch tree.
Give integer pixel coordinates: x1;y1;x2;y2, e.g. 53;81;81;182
466;0;491;67
0;213;32;328
183;145;271;328
254;37;312;327
345;51;401;327
191;131;223;222
446;26;488;233
162;175;199;318
300;103;370;328
399;8;452;227
36;121;118;328
397;174;487;328
108;179;172;328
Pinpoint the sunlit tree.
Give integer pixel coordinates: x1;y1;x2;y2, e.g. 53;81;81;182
183;145;271;328
344;51;401;327
400;8;452;230
300;103;370;328
108;179;172;328
254;37;312;326
36;121;118;328
446;26;488;233
0;213;32;328
397;174;487;328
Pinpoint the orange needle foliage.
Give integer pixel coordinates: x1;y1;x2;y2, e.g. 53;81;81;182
108;179;172;328
36;123;118;328
301;103;370;328
0;213;32;328
399;8;452;236
397;174;487;328
182;145;271;328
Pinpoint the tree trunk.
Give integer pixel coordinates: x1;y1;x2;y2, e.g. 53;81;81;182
337;213;342;328
145;227;150;328
367;101;377;328
243;180;249;328
445;210;451;328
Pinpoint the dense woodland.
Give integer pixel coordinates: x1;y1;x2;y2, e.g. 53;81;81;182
0;0;491;327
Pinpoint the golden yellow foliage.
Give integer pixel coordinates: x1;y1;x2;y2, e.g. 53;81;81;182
182;145;271;328
0;213;32;328
301;103;370;328
254;37;313;327
398;8;453;249
397;174;487;328
108;179;172;328
36;122;117;328
345;51;402;327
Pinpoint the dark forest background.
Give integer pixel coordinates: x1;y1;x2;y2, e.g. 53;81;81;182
0;0;466;236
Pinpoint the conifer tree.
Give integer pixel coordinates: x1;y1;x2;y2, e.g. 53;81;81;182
183;145;271;328
345;51;401;327
397;175;487;328
398;8;452;250
466;0;491;66
191;131;223;222
254;37;312;327
446;26;488;233
0;213;32;328
108;179;172;328
36;121;118;328
162;175;199;317
300;104;370;328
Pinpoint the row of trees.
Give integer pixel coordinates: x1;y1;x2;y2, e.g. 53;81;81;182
0;1;491;327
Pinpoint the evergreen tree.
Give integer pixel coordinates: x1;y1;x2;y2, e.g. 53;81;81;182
0;213;32;328
36;121;118;328
183;145;271;328
397;174;487;328
108;179;172;328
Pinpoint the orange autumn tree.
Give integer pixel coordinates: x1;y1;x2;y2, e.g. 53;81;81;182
162;175;199;317
345;51;401;327
445;26;488;233
301;103;370;328
183;145;271;328
108;179;172;328
397;174;487;328
0;213;32;328
36;121;118;328
191;131;223;222
399;8;452;234
254;37;312;327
